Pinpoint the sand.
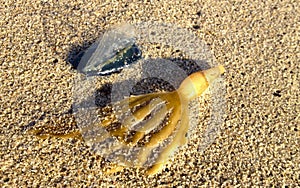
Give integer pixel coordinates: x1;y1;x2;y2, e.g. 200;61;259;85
0;0;299;187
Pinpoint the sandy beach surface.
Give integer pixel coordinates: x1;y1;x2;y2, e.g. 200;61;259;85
1;0;299;187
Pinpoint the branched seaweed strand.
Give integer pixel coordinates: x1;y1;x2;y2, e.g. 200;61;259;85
122;95;165;127
146;105;189;175
128;104;169;145
109;93;165;143
143;92;181;148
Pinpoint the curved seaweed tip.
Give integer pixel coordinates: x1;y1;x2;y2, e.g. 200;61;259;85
24;110;83;140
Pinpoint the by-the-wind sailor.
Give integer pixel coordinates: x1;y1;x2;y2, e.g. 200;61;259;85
77;24;142;76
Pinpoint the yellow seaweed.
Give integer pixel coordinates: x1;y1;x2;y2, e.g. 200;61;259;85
105;65;225;175
28;65;225;175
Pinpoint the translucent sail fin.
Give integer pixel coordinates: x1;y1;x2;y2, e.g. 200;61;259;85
80;24;140;75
